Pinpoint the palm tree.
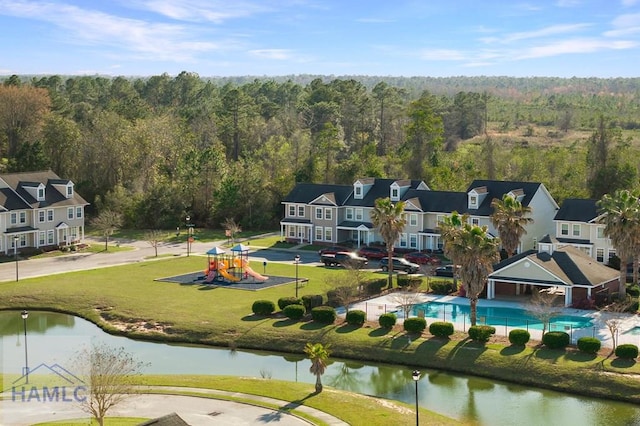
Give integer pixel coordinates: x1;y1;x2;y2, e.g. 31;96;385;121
597;190;640;298
490;194;533;257
370;197;406;288
304;342;332;393
439;212;500;325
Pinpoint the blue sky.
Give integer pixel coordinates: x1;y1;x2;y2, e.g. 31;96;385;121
1;0;639;77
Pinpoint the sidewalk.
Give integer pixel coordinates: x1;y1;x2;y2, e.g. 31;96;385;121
0;386;349;425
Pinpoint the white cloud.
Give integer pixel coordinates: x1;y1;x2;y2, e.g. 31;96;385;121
501;23;592;43
248;49;294;60
516;38;637;59
130;0;271;24
555;0;582;7
622;0;639;6
605;13;640;37
419;49;467;61
0;0;229;62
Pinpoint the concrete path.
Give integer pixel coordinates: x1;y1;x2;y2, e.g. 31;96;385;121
0;386;349;425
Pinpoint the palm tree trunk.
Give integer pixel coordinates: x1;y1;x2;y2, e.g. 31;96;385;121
315;374;323;393
469;297;478;326
387;250;393;288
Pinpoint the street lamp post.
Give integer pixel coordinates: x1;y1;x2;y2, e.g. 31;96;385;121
294;254;300;298
412;370;421;425
21;310;29;383
13;236;19;282
186;216;191;257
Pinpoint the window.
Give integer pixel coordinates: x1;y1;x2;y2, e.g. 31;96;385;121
39;232;45;246
436;215;445;227
355;186;362;198
68;207;74;220
315;207;323;220
288;227;296;237
391;188;399;199
38;187;45;199
572;224;580;237
345;208;353;220
315;227;323;241
324;208;332;220
597;227;605;239
47;230;54;245
608;249;616;262
400;233;407;247
19;212;26;224
288;205;295;216
409;214;418;227
596;248;604;263
560;223;569;236
298;206;305;217
76;207;83;218
355;208;363;221
38;210;45;223
66;185;73;197
471;217;480;226
10;212;16;225
470;195;477;206
409;234;418;249
19;235;26;247
324;227;332;241
47;209;54;222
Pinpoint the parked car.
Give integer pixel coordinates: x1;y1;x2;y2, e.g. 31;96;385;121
318;245;350;256
321;251;368;268
403;251;434;265
435;264;460;277
379;257;420;273
358;246;388;259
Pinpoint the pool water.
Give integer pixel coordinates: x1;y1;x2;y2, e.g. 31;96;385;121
411;301;594;330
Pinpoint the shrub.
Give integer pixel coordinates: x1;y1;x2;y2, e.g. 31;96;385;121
378;313;397;329
468;325;496;342
577;337;601;354
626;285;640;298
508;329;530;346
282;304;305;320
346;310;366;326
364;279;387;295
252;300;275;316
430;280;456;295
429;321;454;338
311;306;337;324
615;344;639;359
542;331;570;349
397;275;422;289
278;297;302;310
327;287;354;307
301;294;323;313
404;317;426;334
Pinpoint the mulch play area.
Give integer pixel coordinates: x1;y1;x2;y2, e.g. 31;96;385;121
156;271;298;291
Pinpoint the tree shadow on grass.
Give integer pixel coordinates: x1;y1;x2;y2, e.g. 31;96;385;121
389;332;420;350
336;323;361;334
500;345;526;356
300;321;333;331
564;351;597;362
369;327;392;337
273;318;298;327
276;391;317;417
533;347;565;362
414;336;449;357
241;314;270;322
610;358;637;368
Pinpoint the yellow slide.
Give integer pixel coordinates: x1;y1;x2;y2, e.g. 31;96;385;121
217;262;240;282
242;260;268;281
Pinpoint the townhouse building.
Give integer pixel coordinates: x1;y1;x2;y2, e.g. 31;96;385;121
0;170;89;255
280;178;558;254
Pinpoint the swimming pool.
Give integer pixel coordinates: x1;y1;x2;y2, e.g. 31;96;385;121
410;301;594;330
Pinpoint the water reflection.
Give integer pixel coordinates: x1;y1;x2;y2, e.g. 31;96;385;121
1;311;639;426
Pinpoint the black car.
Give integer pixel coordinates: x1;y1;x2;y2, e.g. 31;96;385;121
379;257;420;273
435;264;459;277
322;251;368;268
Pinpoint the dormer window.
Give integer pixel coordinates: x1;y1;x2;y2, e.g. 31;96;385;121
391;187;399;200
354;184;362;199
470;195;477;208
37;186;45;201
66;184;73;198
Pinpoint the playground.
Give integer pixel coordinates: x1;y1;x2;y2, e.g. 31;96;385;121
156;244;301;291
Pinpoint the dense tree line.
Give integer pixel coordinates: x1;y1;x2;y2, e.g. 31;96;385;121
0;72;639;230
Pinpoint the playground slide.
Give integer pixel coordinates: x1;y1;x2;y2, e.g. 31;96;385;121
242;260;268;281
217;264;241;282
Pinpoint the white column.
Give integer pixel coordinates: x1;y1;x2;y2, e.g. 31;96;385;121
487;279;495;299
564;287;572;307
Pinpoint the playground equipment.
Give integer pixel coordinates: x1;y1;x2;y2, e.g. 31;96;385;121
203;245;268;283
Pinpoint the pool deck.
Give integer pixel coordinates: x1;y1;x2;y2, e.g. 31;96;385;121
348;293;640;348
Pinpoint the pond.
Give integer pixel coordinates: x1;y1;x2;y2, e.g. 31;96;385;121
1;311;639;425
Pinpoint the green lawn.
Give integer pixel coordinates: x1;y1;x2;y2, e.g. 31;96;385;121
0;256;639;410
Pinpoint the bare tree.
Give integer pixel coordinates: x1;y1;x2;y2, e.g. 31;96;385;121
144;229;165;257
91;210;123;251
73;342;146;426
222;217;242;244
325;263;368;314
526;288;563;338
389;289;423;319
601;296;636;351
